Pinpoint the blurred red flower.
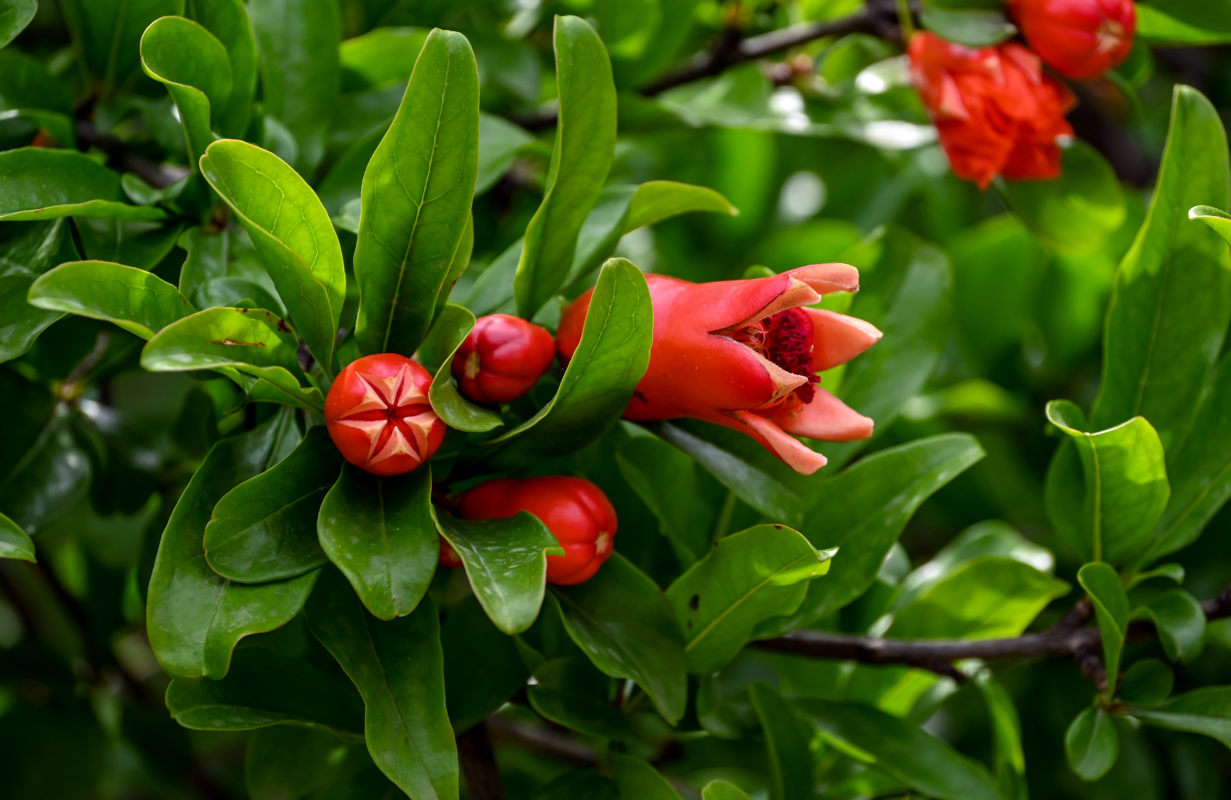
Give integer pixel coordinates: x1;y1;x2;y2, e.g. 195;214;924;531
1008;0;1136;79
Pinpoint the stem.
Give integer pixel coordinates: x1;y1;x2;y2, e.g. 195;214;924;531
457;722;506;800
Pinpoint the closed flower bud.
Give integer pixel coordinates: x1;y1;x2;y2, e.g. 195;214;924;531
1008;0;1136;79
451;314;556;404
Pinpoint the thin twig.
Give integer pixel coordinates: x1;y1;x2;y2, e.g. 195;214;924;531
458;722;507;800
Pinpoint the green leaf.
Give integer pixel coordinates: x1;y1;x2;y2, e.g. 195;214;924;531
442;594;529;732
615;434;718;566
339;26;428;90
920;6;1016;46
766;434;985;632
0;0;36;49
975;673;1027;800
306;571;458;800
353;28;479;357
798;699;1002;800
476;112;535;194
1190;204;1231;242
147;413;319;678
177;225;284;313
623;180;738;231
667;525;834;674
28;260;193;339
1129;686;1231;747
1077;562;1130;700
0;148;166;221
166;646;364;733
513;15;617;317
553;554;687;723
204;426;337;583
1132;589;1205;662
317;465;437;621
246;727;349;800
248;0;339;173
610;756;680;800
199;139;346;372
1001;141;1125;254
139;15;231;164
142;307;324;412
528;657;635;739
434;510;562;635
419;305;502;433
1092;86;1231;454
701;780;753;800
186;0;257;136
1045;401;1169;565
486;259;651;464
1136;0;1231;45
1119;659;1174;706
59;0;183;90
0;511;35;562
0;401;91;532
1065;707;1119;781
0;276;61;363
749;683;815;800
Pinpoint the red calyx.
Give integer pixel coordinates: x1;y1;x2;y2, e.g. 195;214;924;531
456;476;617;586
324;354;446;476
451;314;556;404
1008;0;1136;80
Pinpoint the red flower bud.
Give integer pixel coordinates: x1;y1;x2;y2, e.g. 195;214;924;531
908;32;1076;189
456;476;617;586
325;354;446;476
1008;0;1136;79
439;538;463;569
450;314;556;404
558;264;881;475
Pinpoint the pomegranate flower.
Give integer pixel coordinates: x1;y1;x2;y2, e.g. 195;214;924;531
557;264;881;475
1008;0;1136;80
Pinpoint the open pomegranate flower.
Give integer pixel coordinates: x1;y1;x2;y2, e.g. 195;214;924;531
557;264;881;475
325;354;446;476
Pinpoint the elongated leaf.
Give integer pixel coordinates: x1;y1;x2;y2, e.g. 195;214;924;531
1136;0;1231;45
147;413;317;678
421;304;502;432
765;434;985;633
199;139;345;372
920;6;1016;46
624;180;737;231
476;112;535;193
615;435;718;566
1129;686;1231;747
59;0;182;89
246;727;349;800
177;225;283;313
702;780;752;800
1133;588;1205;662
1092;86;1231;454
0;148;165;221
0;400;91;533
186;0;257;136
442;594;529;732
1065;707;1119;781
0;0;35;49
667;525;834;674
553;554;687;723
353;28;479;357
1001;141;1125;253
1078;562;1129;700
317;465;438;621
1119;659;1174;706
529;657;634;740
1046;401;1169;565
800;699;1001;800
142;307;324;412
513;15;617;317
487;259;651;464
140;15;231;161
610;756;679;800
976;673;1027;800
28;260;193;339
750;683;815;800
0;511;35;562
306;571;458;800
434;510;562;635
166;647;364;733
0;276;61;363
204;426;337;583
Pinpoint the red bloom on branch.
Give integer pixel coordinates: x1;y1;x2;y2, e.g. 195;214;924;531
456;476;618;586
324;354;446;476
908;31;1076;189
451;314;556;404
557;264;881;475
1008;0;1136;79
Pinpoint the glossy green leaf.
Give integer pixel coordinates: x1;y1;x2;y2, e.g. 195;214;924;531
0;275;61;362
434;510;562;635
487;259;651;464
420;305;502;432
1065;707;1119;781
623;180;737;231
610;756;679;800
142;307;324;412
186;0;257;136
0;402;91;533
766;434;985;632
442;594;529;732
798;699;1002;800
1133;589;1205;662
1129;686;1231;747
353;28;479;357
199;139;345;372
528;657;634;740
166;646;364;733
1001;141;1125;253
74;217;184;271
1092;87;1231;453
1119;659;1174;706
147;413;318;678
0;511;35;562
975;672;1027;800
248;0;339;173
0;0;36;49
667;525;834;674
701;780;753;800
246;727;350;800
1136;0;1231;45
28;260;193;339
59;0;182;89
0;148;166;221
140;15;231;161
476;112;535;193
317;465;437;621
306;571;458;800
204;426;337;583
553;554;687;723
1078;562;1130;700
615;434;717;566
177;225;284;314
750;683;815;800
513;15;617;317
339;26;428;89
920;6;1016;46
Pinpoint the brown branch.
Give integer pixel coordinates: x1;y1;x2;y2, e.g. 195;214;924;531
457;722;506;800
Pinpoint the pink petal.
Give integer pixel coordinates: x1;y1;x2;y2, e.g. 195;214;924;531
728;410;829;475
783;263;860;295
766;388;874;442
804;309;883;371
